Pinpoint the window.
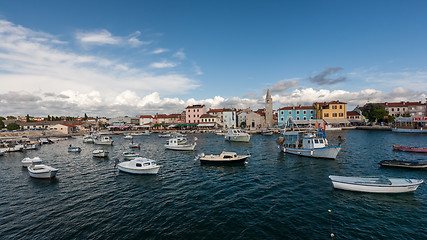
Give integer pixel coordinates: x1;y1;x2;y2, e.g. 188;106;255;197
303;111;306;114
281;111;284;115
289;111;292;114
324;113;329;117
319;139;324;143
339;113;343;117
281;117;284;121
339;105;342;109
136;163;142;167
310;110;313;114
397;108;400;111
391;108;394;111
296;117;300;120
303;116;307;120
333;113;337;117
314;139;319;143
296;111;300;114
310;116;313;119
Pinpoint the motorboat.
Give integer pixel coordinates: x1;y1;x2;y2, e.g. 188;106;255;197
392;117;427;133
392;145;427;153
28;164;58;179
197;151;250;164
21;157;43;167
118;157;161;174
129;142;140;149
24;141;39;150
82;134;94;143
277;120;341;159
379;159;427;169
164;137;196;151
123;151;140;160
262;130;274;136
124;134;133;140
158;133;172;138
94;135;113;145
328;175;424;193
92;149;109;158
0;140;24;152
68;146;81;152
224;129;251;142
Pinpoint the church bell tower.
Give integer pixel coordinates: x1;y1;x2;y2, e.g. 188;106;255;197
265;89;274;128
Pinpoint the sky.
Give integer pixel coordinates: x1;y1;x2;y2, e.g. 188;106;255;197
0;0;426;118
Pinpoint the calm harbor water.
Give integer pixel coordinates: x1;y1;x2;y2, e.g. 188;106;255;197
0;130;426;239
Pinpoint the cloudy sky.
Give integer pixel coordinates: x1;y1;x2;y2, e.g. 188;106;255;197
0;0;426;117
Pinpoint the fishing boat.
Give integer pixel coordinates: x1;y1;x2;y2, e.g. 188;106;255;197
68;146;81;152
164;137;196;151
392;145;427;153
93;134;114;145
329;175;424;193
196;151;250;164
224;129;251;142
28;164;58;179
277;120;341;159
118;157;161;174
123;151;140;160
21;157;43;167
92;149;109;158
82;134;94;143
379;159;427;169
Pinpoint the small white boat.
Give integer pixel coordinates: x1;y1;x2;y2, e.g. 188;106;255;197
197;151;250;164
141;130;151;136
123;151;140;160
68;146;81;152
224;129;251;142
124;134;133;140
164;137;196;151
94;135;114;145
262;130;274;136
83;135;94;143
21;157;43;167
118;157;161;174
158;133;172;138
329;175;424;193
92;149;109;158
28;164;58;179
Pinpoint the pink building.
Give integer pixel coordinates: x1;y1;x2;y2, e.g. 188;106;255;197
185;105;207;124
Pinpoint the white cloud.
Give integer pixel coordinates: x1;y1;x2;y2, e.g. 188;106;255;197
76;30;120;45
149;60;177;68
151;48;169;54
173;48;186;59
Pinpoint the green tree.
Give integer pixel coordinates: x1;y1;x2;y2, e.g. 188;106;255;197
372;109;388;122
362;103;386;122
6;122;20;130
84;113;88;120
0;116;5;120
6;116;16;119
0;119;4;129
26;114;32;122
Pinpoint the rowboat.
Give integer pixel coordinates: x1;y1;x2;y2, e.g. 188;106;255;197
28;164;58;179
22;157;43;167
92;149;109;158
392;145;427;153
379;159;427;169
329;175;424;193
164;137;196;151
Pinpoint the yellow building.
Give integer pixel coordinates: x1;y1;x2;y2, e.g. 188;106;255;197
313;100;347;119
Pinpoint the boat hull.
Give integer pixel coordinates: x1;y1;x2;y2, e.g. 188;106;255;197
392;128;427;133
164;144;196;151
118;165;160;174
279;145;341;159
392;145;427;153
28;166;58;179
225;135;251;142
379;160;427;169
329;176;424;193
199;156;249;165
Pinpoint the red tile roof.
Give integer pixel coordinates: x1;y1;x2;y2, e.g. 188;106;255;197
200;114;217;118
139;115;153;118
379;101;425;107
346;111;360;116
279;106;315;110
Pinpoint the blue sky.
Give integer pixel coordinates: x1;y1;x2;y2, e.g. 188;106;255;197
0;0;426;117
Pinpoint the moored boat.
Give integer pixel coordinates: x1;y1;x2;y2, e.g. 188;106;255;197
22;157;43;167
379;159;427;169
124;134;133;140
83;134;94;143
93;134;114;145
28;164;58;179
118;157;161;174
197;151;250;164
164;137;196;151
92;149;109;158
123;151;140;160
129;142;140;148
68;146;81;152
224;129;251;142
329;175;424;193
392;117;427;133
392;145;427;153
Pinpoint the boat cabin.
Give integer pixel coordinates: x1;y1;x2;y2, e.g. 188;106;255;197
282;131;329;149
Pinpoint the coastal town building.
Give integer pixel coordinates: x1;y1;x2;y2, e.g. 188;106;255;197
207;109;225;123
378;101;427;117
237;108;252;128
313;100;349;127
246;111;265;129
185;105;207;124
223;109;237;128
199;114;220;128
139;115;153;125
265;89;274;128
347;111;364;125
277;106;315;126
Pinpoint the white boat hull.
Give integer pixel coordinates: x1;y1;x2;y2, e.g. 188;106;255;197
279;145;341;159
164;144;196;151
28;165;58;179
329;176;424;193
225;135;250;142
118;163;160;174
392;128;427;133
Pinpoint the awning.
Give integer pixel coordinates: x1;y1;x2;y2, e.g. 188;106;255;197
198;123;215;127
324;118;350;124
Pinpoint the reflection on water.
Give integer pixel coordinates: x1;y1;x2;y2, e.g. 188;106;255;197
0;130;426;239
